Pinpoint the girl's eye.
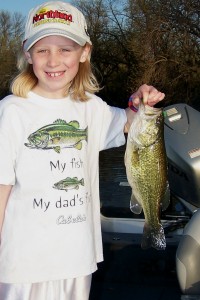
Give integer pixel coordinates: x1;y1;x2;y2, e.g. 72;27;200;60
61;48;70;52
37;49;47;53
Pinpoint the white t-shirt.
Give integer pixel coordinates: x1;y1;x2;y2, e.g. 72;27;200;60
0;92;126;284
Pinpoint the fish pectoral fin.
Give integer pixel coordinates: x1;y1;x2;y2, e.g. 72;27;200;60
130;194;143;214
161;183;170;211
54;146;61;153
141;223;166;250
52;137;61;143
124;151;127;166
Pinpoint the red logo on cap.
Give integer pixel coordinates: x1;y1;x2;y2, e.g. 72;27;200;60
33;10;73;24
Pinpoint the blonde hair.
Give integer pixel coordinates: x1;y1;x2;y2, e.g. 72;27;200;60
11;44;100;101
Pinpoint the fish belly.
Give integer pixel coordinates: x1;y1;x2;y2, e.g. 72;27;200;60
48;135;86;148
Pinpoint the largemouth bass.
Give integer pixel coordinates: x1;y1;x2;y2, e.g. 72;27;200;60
25;119;87;153
53;177;84;191
125;103;170;250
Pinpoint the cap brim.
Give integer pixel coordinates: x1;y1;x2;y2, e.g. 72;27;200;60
23;28;91;51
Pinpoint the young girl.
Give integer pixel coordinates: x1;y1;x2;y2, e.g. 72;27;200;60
0;1;165;299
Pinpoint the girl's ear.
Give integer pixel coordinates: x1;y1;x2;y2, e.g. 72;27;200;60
24;51;33;64
80;44;91;63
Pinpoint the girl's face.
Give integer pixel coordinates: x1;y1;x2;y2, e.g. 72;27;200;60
25;35;90;99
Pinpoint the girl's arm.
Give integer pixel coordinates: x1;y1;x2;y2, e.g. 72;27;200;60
0;184;12;238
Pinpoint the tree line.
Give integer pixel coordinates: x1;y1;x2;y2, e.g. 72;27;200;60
0;0;199;109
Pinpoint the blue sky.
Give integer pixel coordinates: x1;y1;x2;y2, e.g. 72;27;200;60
0;0;72;16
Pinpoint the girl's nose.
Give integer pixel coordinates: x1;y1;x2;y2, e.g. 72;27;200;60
47;51;61;67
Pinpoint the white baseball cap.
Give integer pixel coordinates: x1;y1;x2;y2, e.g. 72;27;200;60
23;1;92;51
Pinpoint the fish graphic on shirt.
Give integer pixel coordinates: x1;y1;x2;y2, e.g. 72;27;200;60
25;119;88;153
53;177;84;191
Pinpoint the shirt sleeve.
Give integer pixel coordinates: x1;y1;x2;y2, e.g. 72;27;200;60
98;101;127;151
0;104;16;185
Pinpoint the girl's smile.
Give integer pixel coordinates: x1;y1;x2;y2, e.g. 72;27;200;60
46;72;65;78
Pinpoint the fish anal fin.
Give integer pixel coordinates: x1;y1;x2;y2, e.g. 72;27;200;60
130;194;143;214
141;223;166;250
74;142;82;150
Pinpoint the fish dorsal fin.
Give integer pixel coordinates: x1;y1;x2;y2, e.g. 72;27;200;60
68;121;80;129
53;119;67;125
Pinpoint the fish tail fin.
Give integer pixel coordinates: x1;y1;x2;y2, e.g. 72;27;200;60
130;194;143;214
85;126;88;142
141;223;166;250
80;178;84;186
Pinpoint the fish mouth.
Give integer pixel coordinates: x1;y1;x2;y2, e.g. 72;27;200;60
25;137;49;149
53;184;59;189
25;141;47;149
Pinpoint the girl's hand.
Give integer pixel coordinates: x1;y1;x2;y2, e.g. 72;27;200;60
129;84;165;109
